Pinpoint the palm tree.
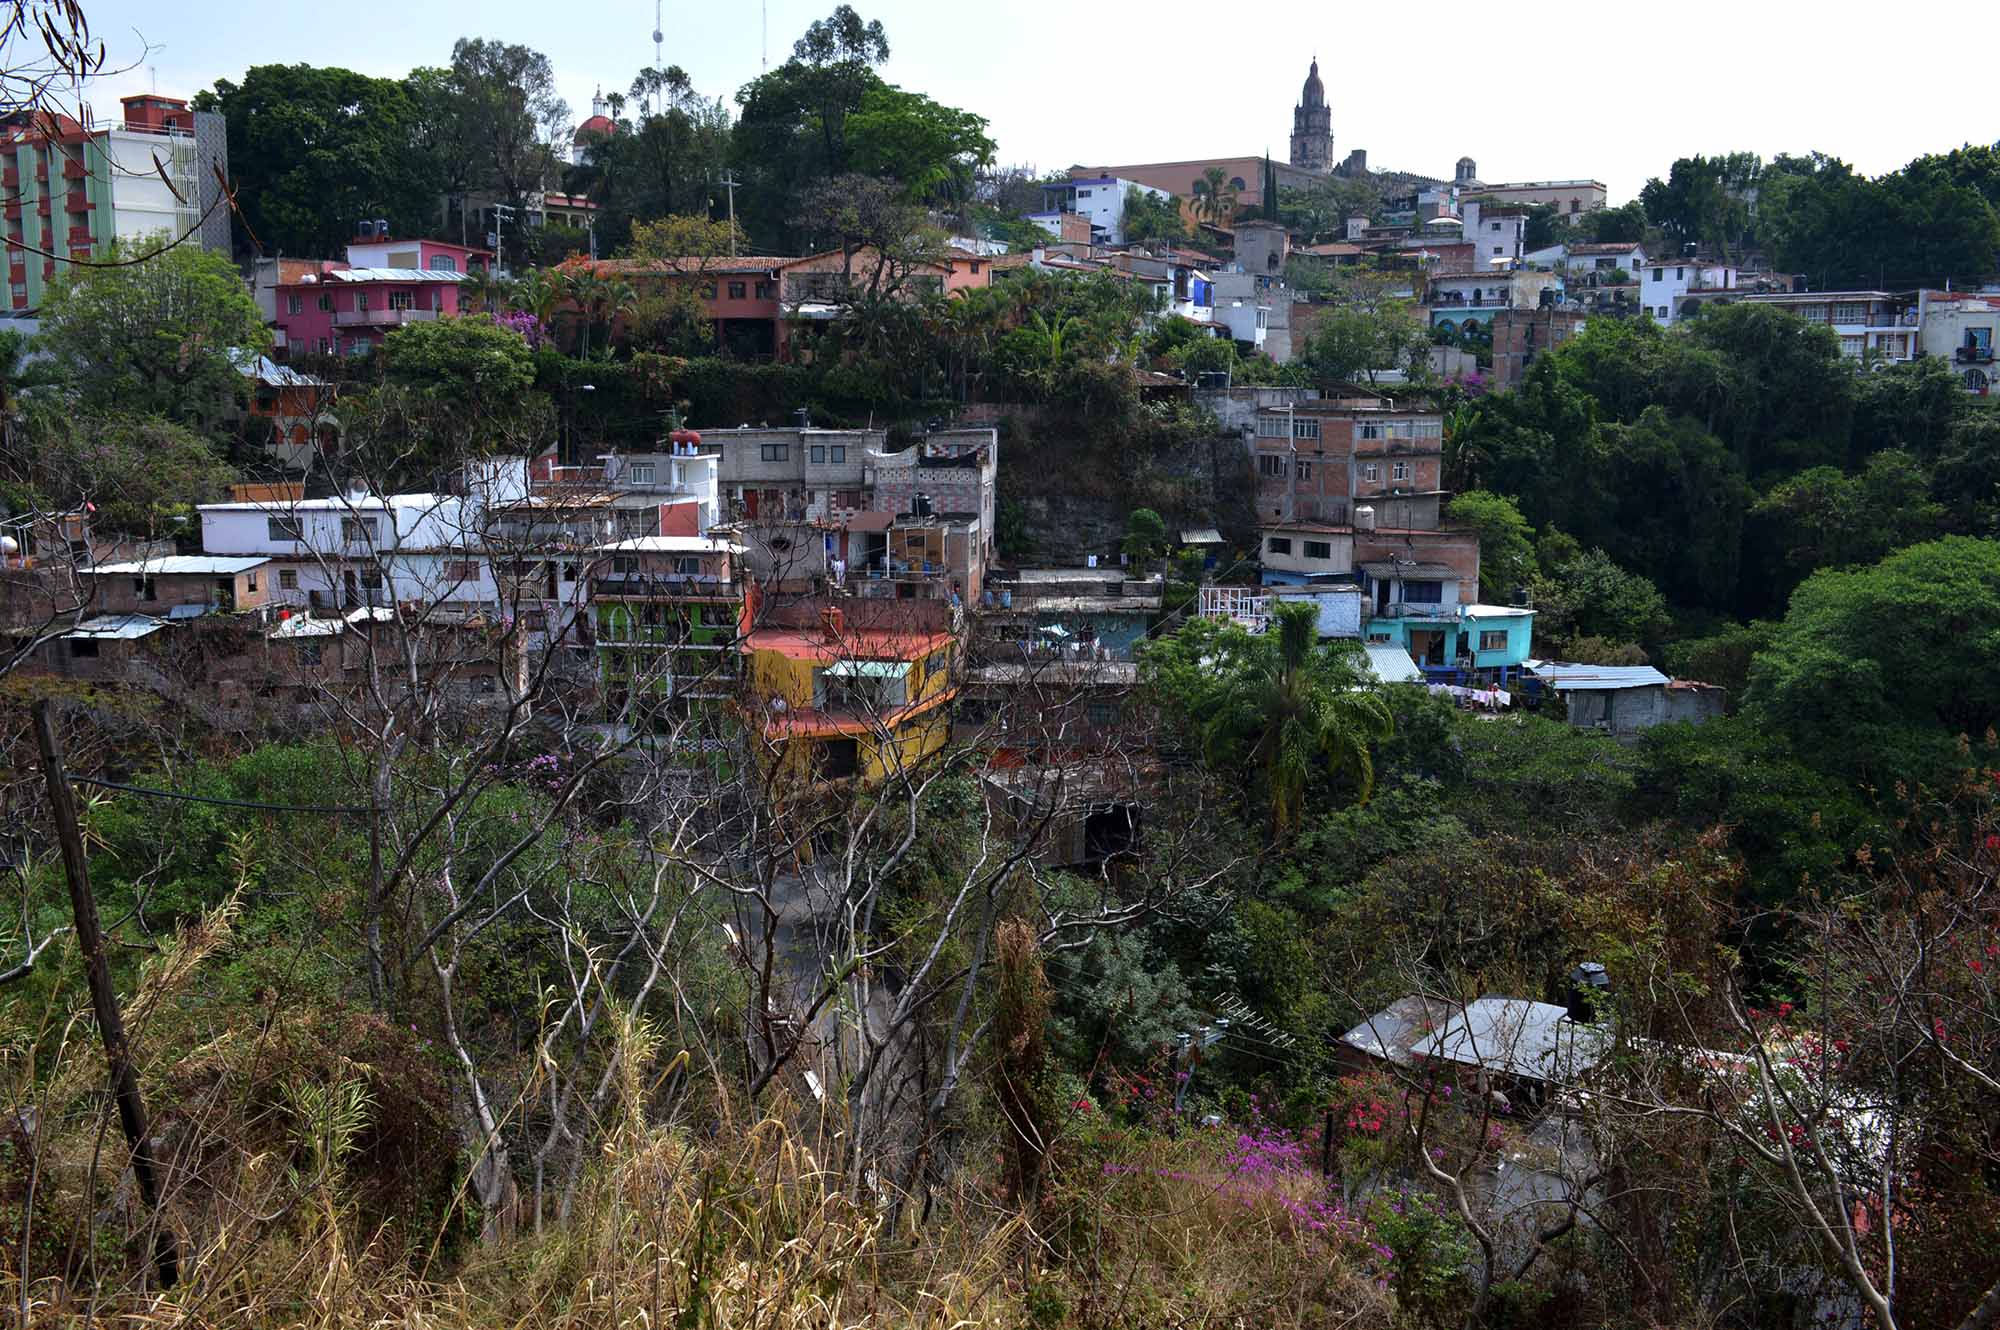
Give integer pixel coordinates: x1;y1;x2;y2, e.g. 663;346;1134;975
1192;167;1237;228
1202;602;1393;838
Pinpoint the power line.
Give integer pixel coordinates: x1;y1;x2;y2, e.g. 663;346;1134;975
67;776;372;817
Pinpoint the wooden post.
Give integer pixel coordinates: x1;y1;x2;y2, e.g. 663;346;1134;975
31;701;178;1288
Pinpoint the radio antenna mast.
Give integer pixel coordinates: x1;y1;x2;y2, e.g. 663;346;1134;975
652;0;665;111
762;1;769;70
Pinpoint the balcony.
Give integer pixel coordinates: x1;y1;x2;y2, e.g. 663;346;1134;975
66;226;91;246
592;573;733;599
61;157;84;180
64;190;90;213
1956;345;1995;365
332;307;437;328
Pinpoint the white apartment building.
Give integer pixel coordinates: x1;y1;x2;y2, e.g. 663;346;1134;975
1641;259;1739;325
1739;291;1918;362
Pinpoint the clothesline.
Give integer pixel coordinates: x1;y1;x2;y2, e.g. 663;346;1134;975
1428;682;1513;709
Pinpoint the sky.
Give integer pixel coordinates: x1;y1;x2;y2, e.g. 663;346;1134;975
85;0;1976;204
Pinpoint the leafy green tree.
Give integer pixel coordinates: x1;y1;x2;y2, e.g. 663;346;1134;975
1625;716;1876;903
1121;507;1167;563
1299;301;1428;387
1581;200;1649;244
1532;547;1671;653
194;65;437;257
12;412;235;538
733;5;891;246
845;85;994;210
1639;153;1760;258
1680;303;1853;478
1851;354;1966;463
1144;605;1393;837
1754;450;1943;576
355;315;548;476
1596;407;1752;608
1446;490;1534;603
39;240;269;433
1660;619;1775;702
1746;536;2000;781
564;66;734;251
1120;188;1187;244
448;38;570;266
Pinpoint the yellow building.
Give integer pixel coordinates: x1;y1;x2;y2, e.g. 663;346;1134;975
741;602;957;782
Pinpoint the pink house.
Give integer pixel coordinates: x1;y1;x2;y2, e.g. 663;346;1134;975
274;267;473;358
270;228;495;360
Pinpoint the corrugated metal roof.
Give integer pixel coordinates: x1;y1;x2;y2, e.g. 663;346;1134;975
1362;644;1425;683
91;556;270;576
231;351;329;388
1416;996;1607;1082
1526;660;1668;690
1180;527;1224;545
322;268;465;283
63;614;165;641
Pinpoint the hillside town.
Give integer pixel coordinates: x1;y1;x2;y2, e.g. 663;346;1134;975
1;5;1998;1328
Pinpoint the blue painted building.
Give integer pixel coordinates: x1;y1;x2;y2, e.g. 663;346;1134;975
1364;603;1536;681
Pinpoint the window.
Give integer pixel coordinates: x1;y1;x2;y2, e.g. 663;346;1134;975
1366;631;1391;644
1651;268;1663;281
561;562;578;582
754;280;774;299
316;338;332;355
355;291;370;312
727;281;747;299
1479;630;1508;652
1490;221;1501;232
1076;188;1091;198
810;445;826;463
341;515;380;543
1295;459;1312;482
317;294;332;312
1404;580;1443;604
279;569;298;590
266;515;304;542
358;567;384;591
1258;454;1287;479
1675;267;1685;280
430;287;444;312
286;293;303;315
445;561;481;582
831;445;845;463
1833;301;1865;324
131;576;154;599
1303;540;1332;560
246;572;259;591
67;637;98;658
1493;245;1504;255
1266;536;1292;555
1293;417;1320;440
388;289;413;310
925;649;947;681
760;443;789;462
428;254;457;272
1840;335;1864;356
628;463;655;483
1392;461;1411;482
1361;462;1380;481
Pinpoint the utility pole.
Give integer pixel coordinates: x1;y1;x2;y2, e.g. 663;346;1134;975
719;172;740;256
32;701;178;1289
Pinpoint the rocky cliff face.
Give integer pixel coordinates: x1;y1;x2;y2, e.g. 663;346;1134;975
997;423;1257;563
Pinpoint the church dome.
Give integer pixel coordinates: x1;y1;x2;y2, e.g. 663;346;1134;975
574;114;616;145
1300;60;1325;108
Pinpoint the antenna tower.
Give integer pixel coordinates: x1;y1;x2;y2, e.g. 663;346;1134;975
652;0;664;113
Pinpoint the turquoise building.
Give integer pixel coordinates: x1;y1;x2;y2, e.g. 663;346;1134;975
1364;603;1536;680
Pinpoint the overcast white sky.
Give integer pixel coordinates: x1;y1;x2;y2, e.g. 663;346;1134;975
86;0;1972;203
